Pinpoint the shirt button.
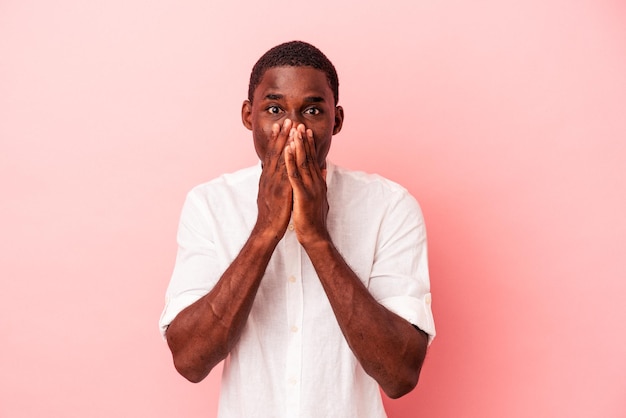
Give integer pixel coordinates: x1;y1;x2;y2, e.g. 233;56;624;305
288;224;295;231
290;325;299;333
288;275;296;283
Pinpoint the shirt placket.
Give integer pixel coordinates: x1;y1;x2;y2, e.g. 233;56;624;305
284;219;303;417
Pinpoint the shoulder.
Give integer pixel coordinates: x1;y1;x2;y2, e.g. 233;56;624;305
187;164;261;202
329;163;416;204
327;163;424;226
326;163;426;247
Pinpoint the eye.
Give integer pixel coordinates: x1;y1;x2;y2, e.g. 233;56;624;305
304;107;321;115
266;106;282;115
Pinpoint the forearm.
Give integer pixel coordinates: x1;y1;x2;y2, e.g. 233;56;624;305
305;239;429;398
283;123;427;396
165;228;279;383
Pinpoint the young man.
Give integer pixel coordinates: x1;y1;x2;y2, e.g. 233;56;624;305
159;41;435;417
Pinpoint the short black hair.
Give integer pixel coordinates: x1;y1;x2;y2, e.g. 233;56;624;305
248;40;339;105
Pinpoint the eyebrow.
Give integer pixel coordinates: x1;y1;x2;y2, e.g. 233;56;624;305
304;96;325;103
263;94;326;103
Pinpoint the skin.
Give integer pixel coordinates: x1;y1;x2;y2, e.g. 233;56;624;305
165;66;428;398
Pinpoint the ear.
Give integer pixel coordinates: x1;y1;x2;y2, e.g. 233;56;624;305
241;100;253;131
332;105;344;135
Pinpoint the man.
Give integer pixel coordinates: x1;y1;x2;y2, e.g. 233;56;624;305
159;41;435;417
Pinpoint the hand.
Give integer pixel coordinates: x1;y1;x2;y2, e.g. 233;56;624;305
255;119;294;242
284;123;330;247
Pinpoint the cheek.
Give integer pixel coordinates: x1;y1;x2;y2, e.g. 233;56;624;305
252;122;276;159
314;126;333;148
315;137;332;162
252;132;268;159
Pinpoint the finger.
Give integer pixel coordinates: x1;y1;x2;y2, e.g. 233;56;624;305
284;138;301;184
303;128;323;178
294;124;308;171
265;119;292;170
275;119;293;157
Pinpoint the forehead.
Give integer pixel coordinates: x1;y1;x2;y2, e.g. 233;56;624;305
253;66;333;101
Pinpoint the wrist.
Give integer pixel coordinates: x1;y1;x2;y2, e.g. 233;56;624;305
251;221;287;246
299;231;333;253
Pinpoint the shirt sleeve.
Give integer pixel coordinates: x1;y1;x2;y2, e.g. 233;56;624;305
158;189;221;338
369;191;436;344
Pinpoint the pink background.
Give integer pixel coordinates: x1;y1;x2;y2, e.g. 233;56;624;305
1;0;625;417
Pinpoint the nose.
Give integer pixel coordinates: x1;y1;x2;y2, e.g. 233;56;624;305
286;111;305;130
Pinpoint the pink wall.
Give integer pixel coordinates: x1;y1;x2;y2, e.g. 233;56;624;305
1;1;625;417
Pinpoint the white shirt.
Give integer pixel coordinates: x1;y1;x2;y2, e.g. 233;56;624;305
160;162;435;418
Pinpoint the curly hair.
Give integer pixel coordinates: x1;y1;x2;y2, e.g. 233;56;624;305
248;41;339;105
